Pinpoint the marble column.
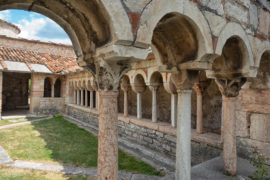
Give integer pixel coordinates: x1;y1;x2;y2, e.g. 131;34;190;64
215;77;246;176
175;89;192;180
73;89;76;104
77;90;80;105
223;97;237;175
98;91;119;180
80;90;83;106
171;94;177;127
137;93;142;119
192;83;205;134
123;90;128;117
85;90;88;107
90;90;94;109
150;85;159;123
51;80;55;98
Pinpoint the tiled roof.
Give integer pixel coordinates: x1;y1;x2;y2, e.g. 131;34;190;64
0;46;82;74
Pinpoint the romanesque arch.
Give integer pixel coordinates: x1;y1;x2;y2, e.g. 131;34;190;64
54;78;61;97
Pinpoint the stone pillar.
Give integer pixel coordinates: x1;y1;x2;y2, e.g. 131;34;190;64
98;91;119;180
215;77;246;176
85;90;88;107
73;89;76;104
51;79;55;98
77;90;80;105
80;90;83;106
30;74;43;114
175;89;192;180
123;90;128;117
223;96;237;175
121;84;130;117
192;83;206;134
150;85;159;123
90;90;94;109
137;93;142;119
171;93;177;127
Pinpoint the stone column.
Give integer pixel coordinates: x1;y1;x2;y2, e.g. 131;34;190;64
77;90;80;105
171;93;177;127
80;90;83;106
223;96;237;175
73;89;76;104
90;90;94;109
215;77;246;176
85;90;88;107
137;93;142;119
98;91;119;180
175;89;192;180
192;83;206;134
51;79;55;98
150;85;159;123
121;84;129;117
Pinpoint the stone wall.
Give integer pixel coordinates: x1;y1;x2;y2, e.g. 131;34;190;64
39;98;65;115
65;104;222;166
236;89;270;164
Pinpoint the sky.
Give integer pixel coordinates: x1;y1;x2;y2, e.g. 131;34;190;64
0;9;72;45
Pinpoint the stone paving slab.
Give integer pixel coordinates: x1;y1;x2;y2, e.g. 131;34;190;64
0;116;52;130
7;160;160;180
0;146;12;165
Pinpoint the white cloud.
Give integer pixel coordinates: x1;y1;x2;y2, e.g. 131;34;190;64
16;16;72;45
0;10;11;21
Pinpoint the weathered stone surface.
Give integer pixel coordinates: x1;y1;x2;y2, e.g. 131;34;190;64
249;3;259;30
122;0;152;13
250;113;270;143
236;111;250;138
203;11;226;39
236;0;250;8
200;0;224;16
258;8;270;36
225;1;248;24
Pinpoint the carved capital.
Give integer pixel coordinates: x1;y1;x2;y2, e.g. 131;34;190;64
149;85;159;92
121;84;130;92
215;77;246;97
171;70;198;90
192;82;208;96
88;60;130;91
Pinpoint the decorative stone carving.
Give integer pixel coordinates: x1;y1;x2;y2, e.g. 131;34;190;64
215;77;247;97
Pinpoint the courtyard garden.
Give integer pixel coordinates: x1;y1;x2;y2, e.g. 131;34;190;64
0;116;161;179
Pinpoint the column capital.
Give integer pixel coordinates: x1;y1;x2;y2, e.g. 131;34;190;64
149;84;159;91
121;84;130;92
88;60;130;91
192;82;208;96
215;77;246;98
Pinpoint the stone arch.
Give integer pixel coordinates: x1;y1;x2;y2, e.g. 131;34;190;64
0;1;122;64
255;42;270;68
121;75;131;87
215;22;254;69
130;70;147;84
100;0;133;44
149;71;163;85
54;78;61;97
250;50;270;89
44;77;51;97
136;0;213;57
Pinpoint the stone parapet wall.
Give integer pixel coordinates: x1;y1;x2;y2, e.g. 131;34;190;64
65;104;222;166
39;98;65;115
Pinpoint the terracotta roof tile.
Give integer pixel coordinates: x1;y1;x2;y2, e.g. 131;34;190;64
0;46;82;73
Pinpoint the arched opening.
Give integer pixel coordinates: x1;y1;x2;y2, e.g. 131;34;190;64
54;78;61;97
150;72;171;123
212;36;248;77
118;75;130;114
152;13;199;69
44;77;52;97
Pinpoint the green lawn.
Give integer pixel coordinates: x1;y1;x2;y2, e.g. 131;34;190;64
0;166;95;180
0;116;161;176
0;116;47;126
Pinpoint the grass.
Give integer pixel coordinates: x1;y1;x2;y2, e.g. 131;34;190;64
0;116;47;126
0;116;161;176
0;166;95;180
